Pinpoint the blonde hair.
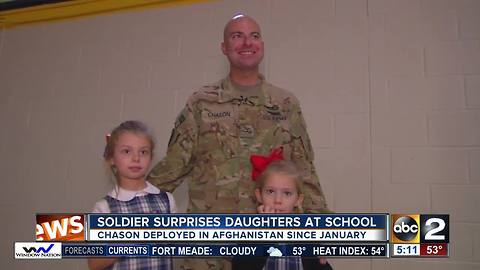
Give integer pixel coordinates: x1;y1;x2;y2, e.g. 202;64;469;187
103;120;155;160
256;160;304;195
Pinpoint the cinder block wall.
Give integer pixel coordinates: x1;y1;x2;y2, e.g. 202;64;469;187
0;0;479;269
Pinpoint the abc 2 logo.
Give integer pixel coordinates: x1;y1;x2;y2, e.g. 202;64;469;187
391;214;449;244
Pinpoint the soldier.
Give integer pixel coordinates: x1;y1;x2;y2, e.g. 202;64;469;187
148;15;330;270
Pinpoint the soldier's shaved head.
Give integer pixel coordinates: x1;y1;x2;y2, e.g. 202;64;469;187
223;14;261;41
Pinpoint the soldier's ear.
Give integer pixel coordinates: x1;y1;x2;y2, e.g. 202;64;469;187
254;188;263;203
221;42;227;55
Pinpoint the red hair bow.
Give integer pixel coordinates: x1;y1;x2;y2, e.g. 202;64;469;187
250;147;284;181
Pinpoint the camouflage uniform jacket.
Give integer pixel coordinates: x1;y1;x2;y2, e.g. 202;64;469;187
148;75;329;214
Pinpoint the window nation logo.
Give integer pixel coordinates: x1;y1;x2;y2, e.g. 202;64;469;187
15;242;62;259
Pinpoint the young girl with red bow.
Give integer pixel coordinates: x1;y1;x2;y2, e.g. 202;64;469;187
232;149;332;270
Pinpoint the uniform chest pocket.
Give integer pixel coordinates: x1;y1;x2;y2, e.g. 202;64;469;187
197;108;239;159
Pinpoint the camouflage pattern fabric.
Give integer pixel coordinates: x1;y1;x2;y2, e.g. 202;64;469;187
148;75;330;269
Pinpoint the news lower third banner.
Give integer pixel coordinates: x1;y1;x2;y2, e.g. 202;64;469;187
24;213;450;259
87;214;388;242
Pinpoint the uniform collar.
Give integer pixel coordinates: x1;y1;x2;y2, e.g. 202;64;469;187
108;181;160;201
220;74;268;105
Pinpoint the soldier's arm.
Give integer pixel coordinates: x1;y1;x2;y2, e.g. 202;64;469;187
147;100;198;193
289;101;331;214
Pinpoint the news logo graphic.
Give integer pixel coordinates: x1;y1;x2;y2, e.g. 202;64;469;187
15;242;62;259
391;214;420;244
36;214;85;241
391;214;449;257
420;215;449;243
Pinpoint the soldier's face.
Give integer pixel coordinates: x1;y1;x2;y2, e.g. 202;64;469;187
255;173;304;213
110;132;152;185
221;17;264;72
